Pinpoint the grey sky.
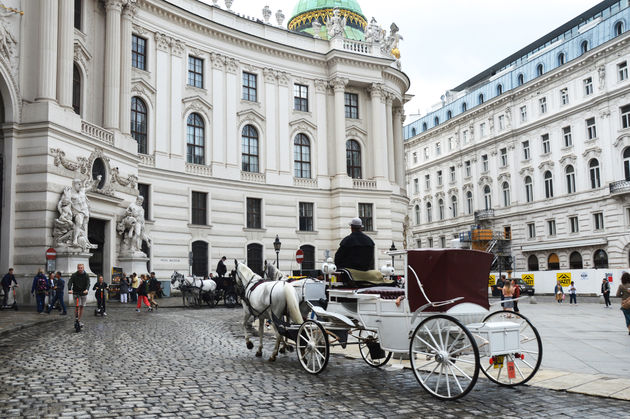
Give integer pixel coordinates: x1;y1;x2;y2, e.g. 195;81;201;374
219;0;603;117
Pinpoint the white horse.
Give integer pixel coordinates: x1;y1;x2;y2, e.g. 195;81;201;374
234;260;303;361
170;271;216;306
263;261;326;319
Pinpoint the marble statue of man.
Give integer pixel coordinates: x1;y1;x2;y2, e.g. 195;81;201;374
117;195;151;255
53;177;99;251
326;7;346;39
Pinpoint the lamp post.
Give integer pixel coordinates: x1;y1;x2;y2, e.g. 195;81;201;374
273;235;281;269
389;241;397;268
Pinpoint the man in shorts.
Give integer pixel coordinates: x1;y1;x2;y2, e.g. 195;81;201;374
68;264;90;324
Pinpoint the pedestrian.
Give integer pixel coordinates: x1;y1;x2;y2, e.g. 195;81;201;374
148;272;159;309
615;272;630;335
216;256;227;278
46;271;67;315
46;272;56;310
68;264;90;326
31;268;49;314
602;277;612;308
130;273;139;302
568;281;577;305
135;274;152;312
554;280;564;304
512;278;521;313
119;274;130;304
92;275;109;316
496;278;514;312
496;275;505;308
1;268;17;307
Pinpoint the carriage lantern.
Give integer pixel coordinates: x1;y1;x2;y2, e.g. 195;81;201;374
389;242;397;269
273;235;282;268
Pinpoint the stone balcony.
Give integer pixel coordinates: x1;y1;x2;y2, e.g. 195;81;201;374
353;179;377;190
81;120;113;146
186;163;212;177
609;180;630;195
241;171;266;184
474;209;495;221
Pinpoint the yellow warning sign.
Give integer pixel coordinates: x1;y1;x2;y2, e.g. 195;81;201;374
488;274;496;287
522;274;534;286
556;272;571;287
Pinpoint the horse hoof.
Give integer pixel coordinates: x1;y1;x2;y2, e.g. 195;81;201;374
279;347;286;354
255;351;262;358
287;345;294;353
269;356;276;362
246;341;254;350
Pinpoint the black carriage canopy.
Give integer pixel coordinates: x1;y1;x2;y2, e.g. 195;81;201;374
406;249;493;313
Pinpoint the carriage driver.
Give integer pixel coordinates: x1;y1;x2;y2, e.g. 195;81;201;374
334;217;375;272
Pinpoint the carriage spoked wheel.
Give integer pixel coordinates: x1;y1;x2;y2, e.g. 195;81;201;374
409;314;480;401
224;292;237;309
480;311;542;387
204;291;216;308
297;320;329;374
358;330;392;368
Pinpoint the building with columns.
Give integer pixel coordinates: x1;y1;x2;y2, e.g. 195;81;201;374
404;0;630;294
0;0;409;300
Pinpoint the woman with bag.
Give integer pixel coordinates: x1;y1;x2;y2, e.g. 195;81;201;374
615;272;630;335
554;280;564;304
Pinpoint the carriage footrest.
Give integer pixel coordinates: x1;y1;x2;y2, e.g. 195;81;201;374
356;287;405;300
367;340;386;359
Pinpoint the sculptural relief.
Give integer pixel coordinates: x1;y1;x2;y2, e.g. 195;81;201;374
365;17;385;44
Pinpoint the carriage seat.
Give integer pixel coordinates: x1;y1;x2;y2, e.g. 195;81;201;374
336;269;395;289
356;287;405;300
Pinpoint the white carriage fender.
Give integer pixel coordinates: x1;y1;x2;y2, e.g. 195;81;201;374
308;303;355;327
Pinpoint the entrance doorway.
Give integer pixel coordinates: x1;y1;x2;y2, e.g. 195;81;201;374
88;219;106;276
247;243;263;276
192;241;208;277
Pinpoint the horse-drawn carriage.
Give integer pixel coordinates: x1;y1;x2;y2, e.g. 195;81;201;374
234;249;542;400
170;271;239;308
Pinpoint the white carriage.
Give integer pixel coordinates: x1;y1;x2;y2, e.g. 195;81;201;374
290;249;543;400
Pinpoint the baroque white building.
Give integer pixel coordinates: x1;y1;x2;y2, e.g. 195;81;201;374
0;0;409;299
404;0;630;294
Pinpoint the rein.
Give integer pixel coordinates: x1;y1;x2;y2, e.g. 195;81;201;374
237;269;278;318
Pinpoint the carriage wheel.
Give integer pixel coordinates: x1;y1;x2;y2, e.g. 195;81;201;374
358;330;392;368
205;291;216;308
409;314;480;401
297;320;329;374
480;311;542;387
225;292;237;309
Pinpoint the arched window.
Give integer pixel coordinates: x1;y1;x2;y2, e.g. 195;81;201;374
191;241;208;277
242;125;259;172
496;84;503;96
478;93;484;105
623;147;630;181
346;139;361;179
536;64;544;77
615;21;624;36
461;102;467;112
446;110;452;120
557;52;565;66
517;74;524;86
414;204;420;225
300;244;315;270
422;122;427;132
186;113;205;164
466;191;473;215
483;185;492;210
426;202;432;223
594;249;608;268
451;195;458;218
581;40;589;55
502;181;511;206
544;171;554;198
438;199;444;220
525;176;533;203
547;253;560;270
528;254;539;271
411;127;417;137
434;116;439;126
246;243;264;276
72;63;81;115
569;251;583;269
565;165;576;194
131;97;148;154
589;158;601;189
294;134;311;178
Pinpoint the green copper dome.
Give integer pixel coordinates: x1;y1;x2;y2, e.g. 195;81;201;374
288;0;368;41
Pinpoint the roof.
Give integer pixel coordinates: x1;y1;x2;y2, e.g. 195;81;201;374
290;0;365;20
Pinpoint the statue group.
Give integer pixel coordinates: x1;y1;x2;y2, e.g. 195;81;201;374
117;195;152;256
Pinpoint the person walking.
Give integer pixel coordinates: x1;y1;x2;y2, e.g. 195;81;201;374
31;268;49;314
1;268;17;307
499;278;514;312
130;273;139;303
148;272;159;309
602;277;612;308
46;271;67;315
68;264;90;325
512;279;521;313
568;281;577;305
46;272;56;311
119;274;130;304
92;275;109;316
554;280;564;304
135;274;152;312
615;272;630;335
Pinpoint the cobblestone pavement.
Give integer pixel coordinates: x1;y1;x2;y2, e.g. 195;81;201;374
0;307;628;418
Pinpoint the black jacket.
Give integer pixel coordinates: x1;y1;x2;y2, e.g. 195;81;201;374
216;260;227;277
148;277;160;292
137;280;149;296
93;282;108;293
1;273;16;288
68;271;90;294
334;231;375;271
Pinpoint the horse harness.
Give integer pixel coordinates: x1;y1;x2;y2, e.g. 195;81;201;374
239;272;280;318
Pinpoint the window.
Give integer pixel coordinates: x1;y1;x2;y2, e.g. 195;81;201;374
294;84;309;112
437;170;443;186
547;220;556;236
188;56;203;88
496;84;503;95
622;105;630;129
478;94;484;105
502;182;511;206
557;52;565;66
414;205;420;225
246;243;263;276
412;152;418;164
423;147;429;160
525;176;533;203
522;140;530;160
434;116;439;126
246;198;262;229
186;113;205;165
422;122;427;132
461;102;467;112
520;106;527;122
132;34;146;71
624;147;630;180
446;110;452;120
426;202;432;223
242;125;259;173
413;178;419;194
527;222;536;238
581;40;589;55
436;142;441;155
584;77;593;96
569;216;579;233
358;203;373;231
586;117;597;139
462;130;469;144
131;97;148;154
594;249;608;268
619;61;628;81
192;241;209;277
563;126;572;147
449;166;455;182
242;72;257;102
294;134;311;178
411;128;416;137
451;196;458;218
466;191;473;215
539;97;547;114
299;202;314;231
547;253;559;270
593;212;604;230
72;63;81;115
560;88;569;105
438;199;444;220
589;158;601;188
425;174;430;189
542;134;550;154
500;148;508;167
138;183;150;220
74;0;82;30
528;254;539;271
565;165;576;194
427;237;433;248
615;21;625;36
481;154;488;172
544;171;553;198
345;93;359;119
498;115;505;130
569;252;583;269
483;185;492;210
346;140;361;179
536;64;544;77
464;160;471;177
191;192;207;225
448;137;455;151
517;74;524;86
479;123;485;137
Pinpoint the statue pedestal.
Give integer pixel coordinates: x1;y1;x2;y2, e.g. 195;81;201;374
55;248;97;304
118;255;149;276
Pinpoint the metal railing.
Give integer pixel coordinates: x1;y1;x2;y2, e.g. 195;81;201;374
474;209;495;220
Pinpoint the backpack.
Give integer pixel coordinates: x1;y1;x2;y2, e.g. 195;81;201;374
36;276;47;292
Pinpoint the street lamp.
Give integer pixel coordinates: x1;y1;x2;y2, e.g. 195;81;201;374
273;235;281;269
389;241;397;268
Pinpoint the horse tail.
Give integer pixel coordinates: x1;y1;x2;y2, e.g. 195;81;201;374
284;282;303;324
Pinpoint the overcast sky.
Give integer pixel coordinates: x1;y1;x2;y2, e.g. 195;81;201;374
219;0;603;118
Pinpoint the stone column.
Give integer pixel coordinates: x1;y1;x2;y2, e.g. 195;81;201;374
103;0;123;130
225;58;239;167
263;68;278;172
314;80;329;178
155;33;171;154
277;72;290;174
36;1;59;101
119;3;135;134
170;39;185;157
368;83;387;179
56;0;73;108
393;106;405;189
331;78;348;176
385;94;395;183
211;53;225;167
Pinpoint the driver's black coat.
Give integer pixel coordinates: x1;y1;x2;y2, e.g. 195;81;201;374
334;231;375;271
